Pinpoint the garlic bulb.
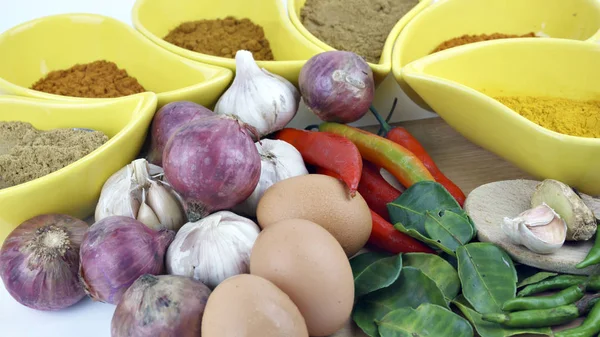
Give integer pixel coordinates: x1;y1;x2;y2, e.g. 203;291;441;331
214;50;300;140
232;139;308;217
165;211;260;289
501;203;567;254
95;159;186;231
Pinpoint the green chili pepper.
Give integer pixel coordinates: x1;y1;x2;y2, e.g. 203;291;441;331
483;294;600;329
577;234;600;269
518;275;600;297
503;284;587;311
554;298;600;337
317;122;434;189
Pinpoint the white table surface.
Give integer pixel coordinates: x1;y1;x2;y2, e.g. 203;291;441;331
0;0;434;336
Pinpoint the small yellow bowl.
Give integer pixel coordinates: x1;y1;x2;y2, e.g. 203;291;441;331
0;93;157;245
289;0;432;84
393;0;600;110
132;0;324;85
402;38;600;195
0;14;233;108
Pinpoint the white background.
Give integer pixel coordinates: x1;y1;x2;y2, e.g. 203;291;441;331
0;0;433;336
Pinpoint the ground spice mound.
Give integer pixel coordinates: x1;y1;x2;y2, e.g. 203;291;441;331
0;122;109;189
300;0;419;63
432;33;537;53
31;60;146;98
164;17;274;60
495;96;600;138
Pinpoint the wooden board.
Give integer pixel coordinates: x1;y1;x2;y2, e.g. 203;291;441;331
337;117;590;337
465;179;600;276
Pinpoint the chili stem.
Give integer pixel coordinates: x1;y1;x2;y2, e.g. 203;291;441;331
370;105;392;136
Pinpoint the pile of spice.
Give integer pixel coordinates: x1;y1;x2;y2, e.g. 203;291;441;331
0;121;109;189
495;96;600;138
164;17;274;60
31;60;146;98
300;0;419;63
431;32;537;53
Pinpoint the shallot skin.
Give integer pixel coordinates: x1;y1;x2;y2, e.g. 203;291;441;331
299;51;375;124
147;101;215;166
0;214;89;311
111;274;211;337
163;115;261;221
79;216;175;305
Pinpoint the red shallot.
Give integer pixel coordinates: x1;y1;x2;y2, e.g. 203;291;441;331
0;214;89;311
78;216;175;305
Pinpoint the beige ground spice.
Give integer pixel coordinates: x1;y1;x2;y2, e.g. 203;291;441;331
0;122;108;189
300;0;419;63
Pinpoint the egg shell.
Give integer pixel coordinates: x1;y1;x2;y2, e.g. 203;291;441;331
256;174;372;256
201;274;308;337
250;218;354;336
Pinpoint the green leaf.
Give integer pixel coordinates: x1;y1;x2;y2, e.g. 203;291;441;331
377;303;473;337
350;252;403;297
387;181;462;235
352;267;448;337
457;243;518;314
403;252;460;301
517;272;559;288
394;223;455;256
453;296;552;337
423;210;474;251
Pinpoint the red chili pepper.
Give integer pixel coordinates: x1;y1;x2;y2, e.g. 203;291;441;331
369;210;435;254
357;161;402;222
318;123;434;189
386;127;466;207
275;128;362;196
368;104;466;207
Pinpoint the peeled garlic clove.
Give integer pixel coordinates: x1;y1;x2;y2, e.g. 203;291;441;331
147;180;186;231
502;204;567;255
138;200;162;230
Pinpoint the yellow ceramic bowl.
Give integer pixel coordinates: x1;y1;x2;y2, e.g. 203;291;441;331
393;0;600;110
132;0;323;85
289;0;432;84
0;14;233;108
0;93;157;244
402;38;600;196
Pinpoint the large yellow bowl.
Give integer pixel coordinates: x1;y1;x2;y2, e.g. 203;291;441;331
132;0;324;85
402;38;600;196
289;0;432;84
393;0;600;110
0;93;157;244
0;14;233;108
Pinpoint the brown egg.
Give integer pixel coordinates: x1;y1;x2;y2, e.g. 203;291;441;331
201;274;308;337
256;174;372;256
250;218;354;337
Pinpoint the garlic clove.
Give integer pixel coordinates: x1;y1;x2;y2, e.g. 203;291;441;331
137;200;162;230
147;180;186;231
502;204;567;255
95;164;140;220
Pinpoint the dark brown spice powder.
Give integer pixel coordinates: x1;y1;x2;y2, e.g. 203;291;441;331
30;60;146;98
431;32;537;53
164;17;274;60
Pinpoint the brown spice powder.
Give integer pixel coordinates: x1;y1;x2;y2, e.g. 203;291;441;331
431;33;537;53
164;17;274;60
31;60;146;98
300;0;419;63
0;122;109;189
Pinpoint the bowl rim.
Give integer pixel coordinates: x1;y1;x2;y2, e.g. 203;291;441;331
0;92;158;195
392;0;600;82
401;37;600;145
0;12;233;102
287;0;432;71
131;0;323;66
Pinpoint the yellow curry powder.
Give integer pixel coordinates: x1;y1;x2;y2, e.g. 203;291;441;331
495;96;600;138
